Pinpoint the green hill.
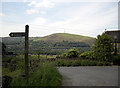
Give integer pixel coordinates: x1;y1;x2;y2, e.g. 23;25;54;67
33;33;95;45
2;33;95;55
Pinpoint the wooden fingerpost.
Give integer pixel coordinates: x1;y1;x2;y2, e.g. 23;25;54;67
25;25;29;84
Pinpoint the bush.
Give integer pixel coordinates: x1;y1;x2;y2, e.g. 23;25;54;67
56;61;65;66
61;48;79;58
2;75;12;88
112;54;120;65
72;60;81;66
80;51;95;60
64;61;72;67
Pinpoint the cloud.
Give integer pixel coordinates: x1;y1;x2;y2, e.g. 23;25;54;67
35;0;55;8
23;0;27;2
26;0;54;15
40;11;46;14
28;0;55;8
47;2;117;37
28;1;36;6
0;13;4;16
28;17;48;25
1;0;119;2
26;9;39;14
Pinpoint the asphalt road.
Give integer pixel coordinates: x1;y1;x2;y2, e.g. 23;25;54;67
58;66;118;86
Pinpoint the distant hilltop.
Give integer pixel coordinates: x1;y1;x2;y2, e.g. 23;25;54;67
31;33;95;46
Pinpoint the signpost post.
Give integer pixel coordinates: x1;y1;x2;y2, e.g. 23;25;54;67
9;25;29;84
25;25;29;84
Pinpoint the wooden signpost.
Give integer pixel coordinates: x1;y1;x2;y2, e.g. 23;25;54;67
9;25;29;83
9;32;25;37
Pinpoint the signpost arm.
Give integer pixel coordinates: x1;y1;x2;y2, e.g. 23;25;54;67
25;25;29;83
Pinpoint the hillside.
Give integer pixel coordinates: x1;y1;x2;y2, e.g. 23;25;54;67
33;33;95;45
2;33;95;55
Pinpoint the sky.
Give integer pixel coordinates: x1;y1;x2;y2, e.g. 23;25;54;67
0;0;119;38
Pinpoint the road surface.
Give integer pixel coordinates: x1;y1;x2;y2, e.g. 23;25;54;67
58;66;118;86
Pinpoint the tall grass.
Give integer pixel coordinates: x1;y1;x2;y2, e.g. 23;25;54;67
2;55;62;87
10;62;62;87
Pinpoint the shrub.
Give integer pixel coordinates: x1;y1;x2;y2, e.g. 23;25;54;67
112;54;120;65
61;48;79;58
72;60;81;66
64;61;72;67
2;75;12;88
56;61;65;66
80;51;95;60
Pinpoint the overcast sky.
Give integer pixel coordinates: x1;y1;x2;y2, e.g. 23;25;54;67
0;0;119;37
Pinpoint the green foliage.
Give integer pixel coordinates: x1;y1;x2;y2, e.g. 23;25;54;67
2;42;6;56
10;62;62;87
92;33;114;61
112;54;120;65
2;55;62;87
80;33;114;62
55;59;111;66
62;48;79;58
80;51;94;60
2;75;12;88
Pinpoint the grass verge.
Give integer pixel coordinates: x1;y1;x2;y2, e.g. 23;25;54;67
55;59;112;66
2;56;62;87
10;62;62;87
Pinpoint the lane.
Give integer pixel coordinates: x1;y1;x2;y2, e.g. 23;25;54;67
58;66;118;86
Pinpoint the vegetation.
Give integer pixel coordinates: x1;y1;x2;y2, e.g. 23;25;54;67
92;33;114;61
55;59;111;67
2;33;94;55
111;54;120;65
2;55;62;87
80;33;114;61
10;62;62;87
80;51;94;60
61;48;79;58
1;42;6;56
34;33;95;45
2;32;119;87
59;33;119;65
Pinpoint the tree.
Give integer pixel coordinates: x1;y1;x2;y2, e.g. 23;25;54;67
2;42;7;56
92;33;114;61
62;48;79;58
